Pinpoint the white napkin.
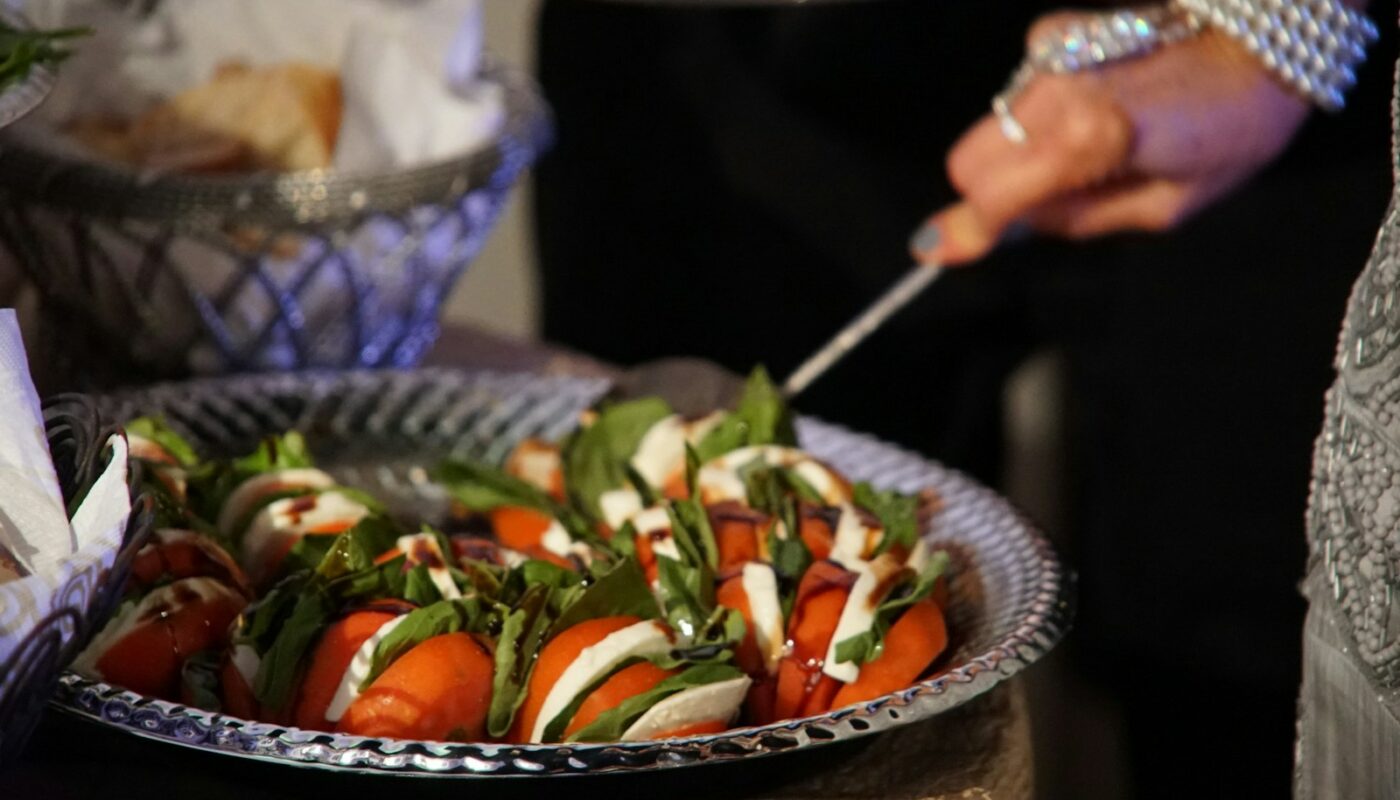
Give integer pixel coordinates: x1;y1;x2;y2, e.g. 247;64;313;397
16;0;504;172
0;309;130;663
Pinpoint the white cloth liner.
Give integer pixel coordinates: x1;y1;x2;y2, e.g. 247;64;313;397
0;308;131;663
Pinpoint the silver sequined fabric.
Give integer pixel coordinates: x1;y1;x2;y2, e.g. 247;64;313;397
1296;60;1400;800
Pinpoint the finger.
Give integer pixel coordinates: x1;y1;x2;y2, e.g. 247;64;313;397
949;78;1134;234
909;202;999;266
1025;178;1198;238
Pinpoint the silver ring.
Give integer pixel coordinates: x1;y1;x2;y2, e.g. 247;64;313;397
991;63;1035;146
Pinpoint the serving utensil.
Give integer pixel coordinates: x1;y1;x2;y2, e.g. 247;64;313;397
619;261;943;414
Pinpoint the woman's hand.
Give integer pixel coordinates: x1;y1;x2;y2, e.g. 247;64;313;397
913;15;1312;265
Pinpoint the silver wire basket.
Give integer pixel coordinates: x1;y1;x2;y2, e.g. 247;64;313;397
0;65;550;387
0;395;154;766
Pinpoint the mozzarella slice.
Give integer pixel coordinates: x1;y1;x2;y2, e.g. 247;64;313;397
631;415;688;489
540;519;596;566
528;620;672;743
631;506;678;558
600;488;645;531
906;538;931;573
321;614;409;723
230;643;261;688
697;446;849;507
630;412;730;493
506;440;563;494
821;554;906;683
620;675;751;741
73;577;244;679
241;490;371;582
828;503;883;570
395;533;461;600
217;468;337;537
740;562;785;675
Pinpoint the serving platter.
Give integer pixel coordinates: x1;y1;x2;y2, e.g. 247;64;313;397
47;368;1070;777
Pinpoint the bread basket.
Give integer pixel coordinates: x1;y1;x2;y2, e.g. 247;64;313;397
0;64;550;387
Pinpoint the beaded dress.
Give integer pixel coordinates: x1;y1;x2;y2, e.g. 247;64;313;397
1297;61;1400;798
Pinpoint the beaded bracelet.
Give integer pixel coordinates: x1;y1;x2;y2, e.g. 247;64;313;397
1011;0;1377;111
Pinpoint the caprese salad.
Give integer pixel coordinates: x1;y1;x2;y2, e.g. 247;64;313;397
75;368;952;743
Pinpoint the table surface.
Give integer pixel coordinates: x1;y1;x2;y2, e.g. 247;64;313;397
0;324;1035;799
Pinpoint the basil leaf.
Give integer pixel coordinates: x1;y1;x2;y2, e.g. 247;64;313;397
547;557;659;641
561;398;672;519
360;598;490;690
541;659;639;743
434;459;556;513
487;585;553;737
853;482;920;556
253;587;333;709
647;606;745;670
767;509;812;620
654;555;713;642
402;564;442;605
125;417;200;467
189;432;319;521
314;516;401;580
667;498;718;570
693;366;796;462
743;463;822;517
235;571;307;649
833;550;951;667
180;650;223;712
567;664;746;743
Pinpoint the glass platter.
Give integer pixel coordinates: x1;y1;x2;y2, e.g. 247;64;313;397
45;368;1071;777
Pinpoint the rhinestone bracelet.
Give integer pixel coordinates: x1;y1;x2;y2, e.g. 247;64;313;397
1010;0;1377;112
1171;0;1378;110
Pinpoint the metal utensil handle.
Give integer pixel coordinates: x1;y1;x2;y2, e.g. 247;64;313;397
781;262;943;398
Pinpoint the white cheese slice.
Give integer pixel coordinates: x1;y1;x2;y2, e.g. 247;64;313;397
631;415;687;489
73;577;244;679
620;675;751;741
821;555;905;683
241;490;371;583
395;533;461;600
599;488;645;531
829;503;882;570
231;643;261;688
217;468;336;537
741;562;785;675
698;446;848;507
540;520;574;558
508;443;562;494
322;614;409;723
528;620;672;743
906;538;931;573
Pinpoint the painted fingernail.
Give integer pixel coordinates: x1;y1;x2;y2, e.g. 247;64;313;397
909;219;941;256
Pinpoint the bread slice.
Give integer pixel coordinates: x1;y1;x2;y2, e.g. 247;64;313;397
130;62;342;173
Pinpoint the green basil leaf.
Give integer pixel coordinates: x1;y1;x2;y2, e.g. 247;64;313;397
693;366;796;462
654;555;712;642
235;571;311;652
125;417;199;467
253;587;333;709
487;585;553;737
314;516;401;580
853;483;920;556
667;498;718;571
434;459;556;513
360;598;490;690
547;557;659;641
767;511;812;620
561;398;672;519
832;550;951;667
402;564;442;605
541;659;640;743
566;664;746;743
